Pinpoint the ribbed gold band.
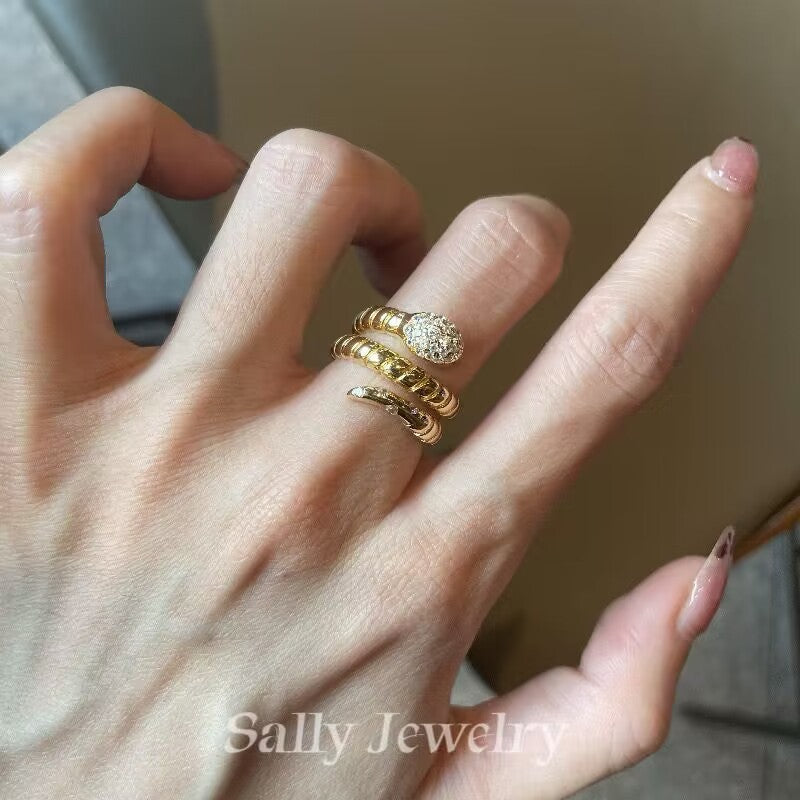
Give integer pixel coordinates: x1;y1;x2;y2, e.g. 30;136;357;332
347;386;442;445
331;334;459;418
354;306;413;337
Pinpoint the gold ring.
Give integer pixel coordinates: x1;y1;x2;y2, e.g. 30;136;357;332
353;306;464;365
331;334;459;417
347;386;442;444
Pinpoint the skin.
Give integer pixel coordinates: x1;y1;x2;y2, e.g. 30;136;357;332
0;88;756;799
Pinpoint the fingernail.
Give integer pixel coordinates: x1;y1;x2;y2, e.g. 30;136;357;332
232;161;250;186
198;131;249;185
676;525;735;640
705;138;759;193
218;144;249;186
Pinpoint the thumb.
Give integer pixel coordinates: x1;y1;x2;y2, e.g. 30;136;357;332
421;527;735;800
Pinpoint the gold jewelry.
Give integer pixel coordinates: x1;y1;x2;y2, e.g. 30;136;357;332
353;306;464;365
347;386;442;444
331;334;459;417
330;306;464;446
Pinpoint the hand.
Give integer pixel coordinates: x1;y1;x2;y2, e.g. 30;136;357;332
0;88;756;799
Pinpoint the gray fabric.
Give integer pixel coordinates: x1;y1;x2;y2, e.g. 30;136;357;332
576;532;800;799
27;0;218;263
0;0;195;332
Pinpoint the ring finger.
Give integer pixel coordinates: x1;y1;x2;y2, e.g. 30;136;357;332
316;194;571;448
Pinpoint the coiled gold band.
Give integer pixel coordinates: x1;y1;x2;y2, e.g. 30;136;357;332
330;305;463;446
347;386;442;444
331;333;459;418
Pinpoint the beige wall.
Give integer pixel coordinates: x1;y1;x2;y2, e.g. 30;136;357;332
208;0;800;689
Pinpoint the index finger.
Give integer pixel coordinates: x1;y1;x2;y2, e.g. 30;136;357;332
0;88;245;369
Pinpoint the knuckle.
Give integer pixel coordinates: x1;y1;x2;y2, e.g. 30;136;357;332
92;85;158;116
371;513;457;623
570;301;677;404
0;88;160;240
624;701;671;763
0;161;58;243
391;492;511;627
641;204;710;263
404;527;456;604
458;196;568;287
252;128;363;200
662;204;706;236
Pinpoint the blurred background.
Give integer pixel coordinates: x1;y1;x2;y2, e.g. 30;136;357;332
0;0;798;796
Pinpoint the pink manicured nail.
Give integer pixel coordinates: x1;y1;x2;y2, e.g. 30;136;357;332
676;525;735;640
706;138;759;193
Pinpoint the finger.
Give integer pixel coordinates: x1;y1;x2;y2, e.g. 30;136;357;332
0;87;245;362
170;129;426;366
3;86;244;219
377;195;569;393
311;195;569;464
420;528;735;800
429;138;758;534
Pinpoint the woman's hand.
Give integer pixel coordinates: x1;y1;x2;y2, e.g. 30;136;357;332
0;89;756;799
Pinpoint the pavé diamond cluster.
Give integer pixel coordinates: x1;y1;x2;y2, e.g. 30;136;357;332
402;312;464;365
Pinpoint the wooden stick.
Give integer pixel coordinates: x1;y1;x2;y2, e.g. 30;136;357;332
736;489;800;559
